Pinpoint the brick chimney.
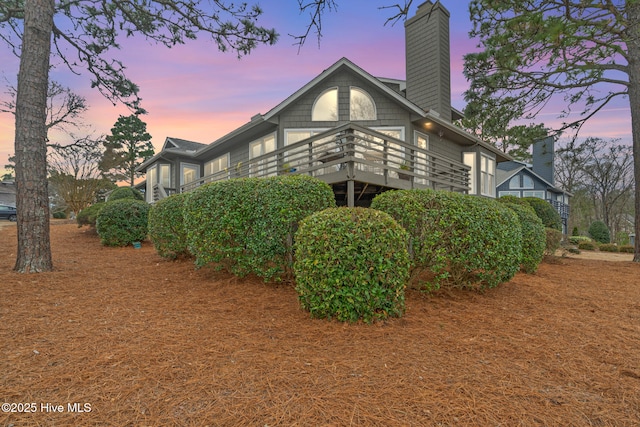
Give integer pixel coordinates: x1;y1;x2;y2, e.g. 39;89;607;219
405;1;452;121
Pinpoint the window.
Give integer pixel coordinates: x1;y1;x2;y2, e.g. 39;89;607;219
159;164;171;189
284;129;329;172
480;154;495;197
523;190;546;199
205;154;230;181
249;134;277;177
180;163;199;186
312;88;338;121
463;152;476;194
413;132;429;185
509;174;534;189
145;166;157;202
355;127;404;175
350;87;376;120
509;175;520;189
499;191;521;198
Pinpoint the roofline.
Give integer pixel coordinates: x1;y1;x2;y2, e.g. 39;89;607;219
262;58;426;121
422;111;513;163
497;164;572;196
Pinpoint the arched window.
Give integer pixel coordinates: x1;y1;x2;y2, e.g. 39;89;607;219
522;175;534;189
509;175;520;189
350;87;376;120
312;88;338;121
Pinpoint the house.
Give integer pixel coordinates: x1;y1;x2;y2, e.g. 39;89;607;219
137;1;511;207
496;136;571;234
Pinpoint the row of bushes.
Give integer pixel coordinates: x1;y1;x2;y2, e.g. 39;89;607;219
577;241;634;253
291;189;549;321
89;178;551;323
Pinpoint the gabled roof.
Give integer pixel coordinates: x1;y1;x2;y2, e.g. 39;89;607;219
497;162;570;196
162;137;207;152
261;57;427;120
195;57;509;161
137;137;207;172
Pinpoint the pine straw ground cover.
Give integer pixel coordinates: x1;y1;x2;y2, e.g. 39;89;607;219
1;222;639;427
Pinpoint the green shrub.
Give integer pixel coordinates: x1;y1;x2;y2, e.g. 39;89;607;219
108;186;144;201
77;202;105;228
578;241;598;251
569;235;592;245
294;207;410;323
371;189;522;291
148;193;190;259
96;199;150;246
572;226;579;236
599;243;619;252
499;201;545;273
619;245;634;253
545;228;563;255
184;175;336;282
589;220;610;244
52;211;67;219
522;197;562;231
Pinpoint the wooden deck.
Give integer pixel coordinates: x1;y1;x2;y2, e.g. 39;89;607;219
158;123;470;206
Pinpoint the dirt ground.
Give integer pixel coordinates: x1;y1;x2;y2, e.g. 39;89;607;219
1;221;639;426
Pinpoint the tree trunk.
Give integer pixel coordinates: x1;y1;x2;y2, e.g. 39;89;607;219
628;3;640;262
13;0;54;272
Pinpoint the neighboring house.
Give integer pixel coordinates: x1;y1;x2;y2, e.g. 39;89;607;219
0;180;16;206
496;136;571;234
137;1;511;206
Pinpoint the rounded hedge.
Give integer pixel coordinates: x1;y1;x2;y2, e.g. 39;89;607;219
500;201;545;273
371;189;522;290
108;186;144;201
96;199;150;247
183;175;336;282
148;193;189;259
589;220;610;244
77;202;106;228
293;207;410;323
521;197;562;231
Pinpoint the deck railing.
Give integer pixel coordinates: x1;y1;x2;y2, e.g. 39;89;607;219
180;123;470;199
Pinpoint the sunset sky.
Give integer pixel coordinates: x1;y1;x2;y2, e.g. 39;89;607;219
0;1;632;176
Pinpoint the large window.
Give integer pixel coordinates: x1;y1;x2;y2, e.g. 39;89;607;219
312;88;338;121
463;152;476;194
205;154;230;181
350;87;376;121
355;127;404;175
181;163;199;186
249;134;277;177
480;154;496;197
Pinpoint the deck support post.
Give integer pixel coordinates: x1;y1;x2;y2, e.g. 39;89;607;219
347;180;355;207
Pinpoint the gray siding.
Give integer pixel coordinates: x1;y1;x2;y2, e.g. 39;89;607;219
405;1;451;121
